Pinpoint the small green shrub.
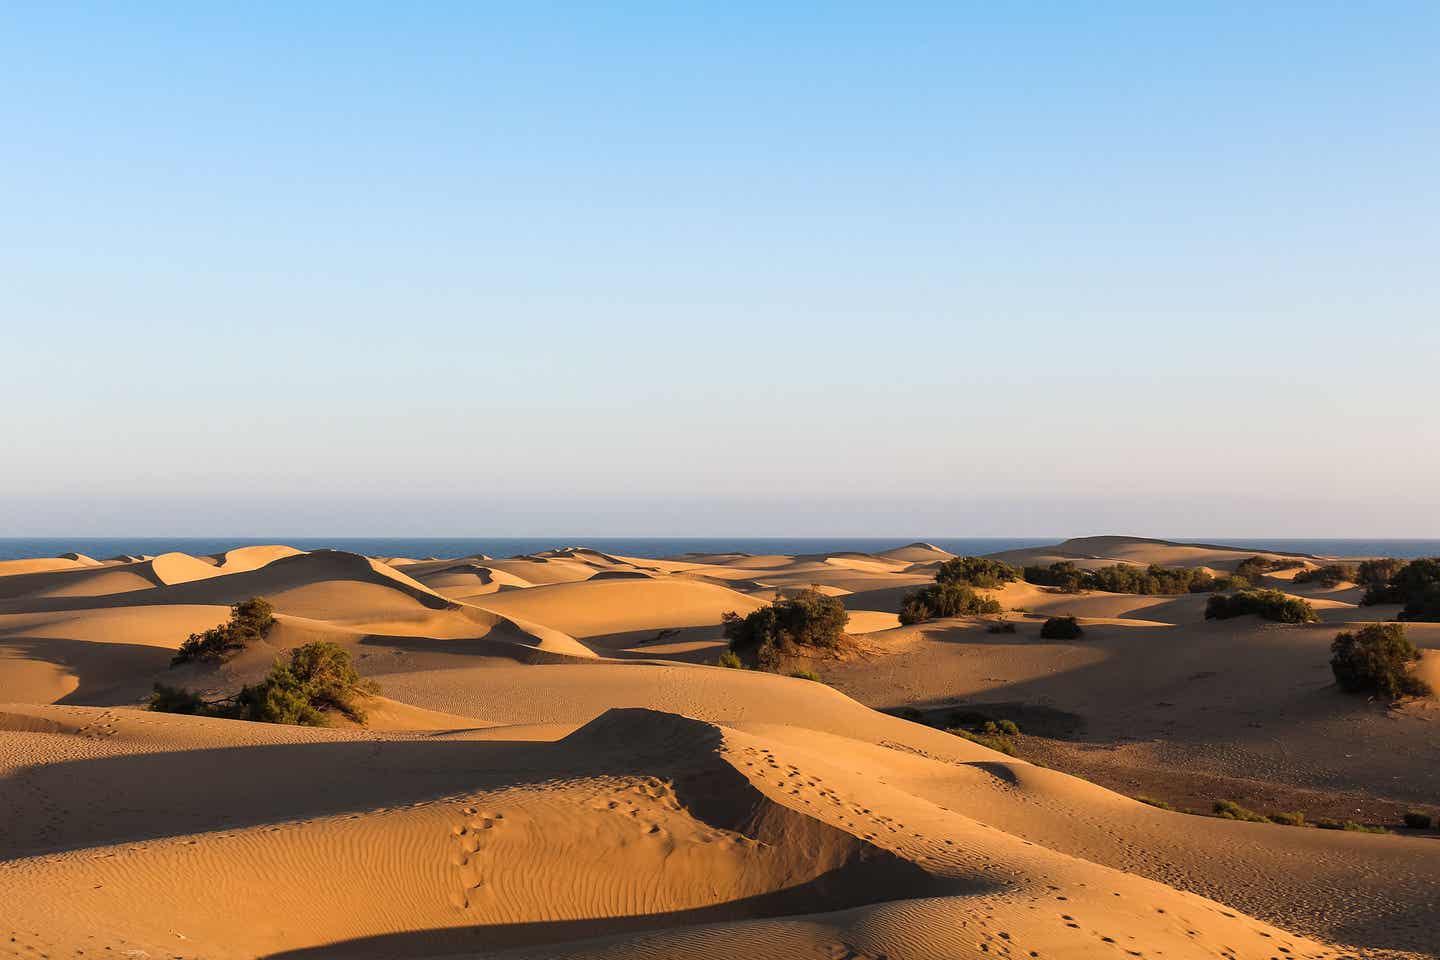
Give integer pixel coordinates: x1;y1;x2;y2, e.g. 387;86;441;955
172;597;276;665
1330;622;1430;700
789;669;822;682
1402;811;1433;829
147;683;209;715
1040;616;1083;639
987;718;1020;735
1136;795;1174;811
1205;589;1318;623
716;650;744;669
898;582;1003;625
723;588;849;670
1213;799;1269;822
1267;811;1307;827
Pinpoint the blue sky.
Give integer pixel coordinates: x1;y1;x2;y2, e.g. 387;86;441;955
3;3;1437;535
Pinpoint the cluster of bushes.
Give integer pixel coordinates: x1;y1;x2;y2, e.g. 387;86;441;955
886;706;1025;756
150;641;380;726
947;717;1020;756
1293;564;1356;587
933;556;1020;589
898;582;1002;625
1233;556;1305;582
722;588;848;670
1023;561;1218;595
172;597;275;664
1204;589;1318;623
1214;800;1390;831
1359;558;1440;621
1357;558;1409;593
895;556;1017;625
1330;622;1431;700
1147;796;1426;832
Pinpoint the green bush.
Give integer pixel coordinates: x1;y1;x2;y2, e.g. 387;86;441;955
147;683;210;715
789;669;822;682
1023;561;1086;593
172;597;276;665
934;556;1020;589
1267;811;1307;827
716;650;744;669
723;588;848;670
1039;616;1083;639
1316;819;1388;834
150;641;380;727
1233;556;1304;582
1403;811;1433;829
1213;799;1268;822
1330;623;1430;700
1357;558;1407;598
1136;795;1174;811
1293;564;1356;587
948;727;1016;756
898;582;1003;625
1204;589;1318;623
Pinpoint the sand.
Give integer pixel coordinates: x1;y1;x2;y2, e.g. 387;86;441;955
0;537;1436;959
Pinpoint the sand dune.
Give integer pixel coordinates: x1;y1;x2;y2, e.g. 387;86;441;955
0;537;1435;959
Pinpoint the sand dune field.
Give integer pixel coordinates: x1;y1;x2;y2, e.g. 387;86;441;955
1;538;1436;959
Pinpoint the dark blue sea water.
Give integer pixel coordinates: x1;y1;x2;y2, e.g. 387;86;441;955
1;537;1437;562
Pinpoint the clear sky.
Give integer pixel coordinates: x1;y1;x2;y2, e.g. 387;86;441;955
4;3;1437;536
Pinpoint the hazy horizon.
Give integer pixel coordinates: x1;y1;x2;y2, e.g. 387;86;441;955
5;492;1440;539
5;4;1436;534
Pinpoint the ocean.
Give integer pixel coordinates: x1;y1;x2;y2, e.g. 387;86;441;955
1;537;1437;562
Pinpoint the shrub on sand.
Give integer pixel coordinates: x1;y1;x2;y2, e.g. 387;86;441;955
1204;590;1318;624
898;582;1002;625
172;597;276;665
1329;623;1430;700
1213;799;1268;823
723;588;848;671
151;641;379;727
934;556;1020;589
1039;616;1084;640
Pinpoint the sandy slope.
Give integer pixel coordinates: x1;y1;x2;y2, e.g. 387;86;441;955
0;537;1435;959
